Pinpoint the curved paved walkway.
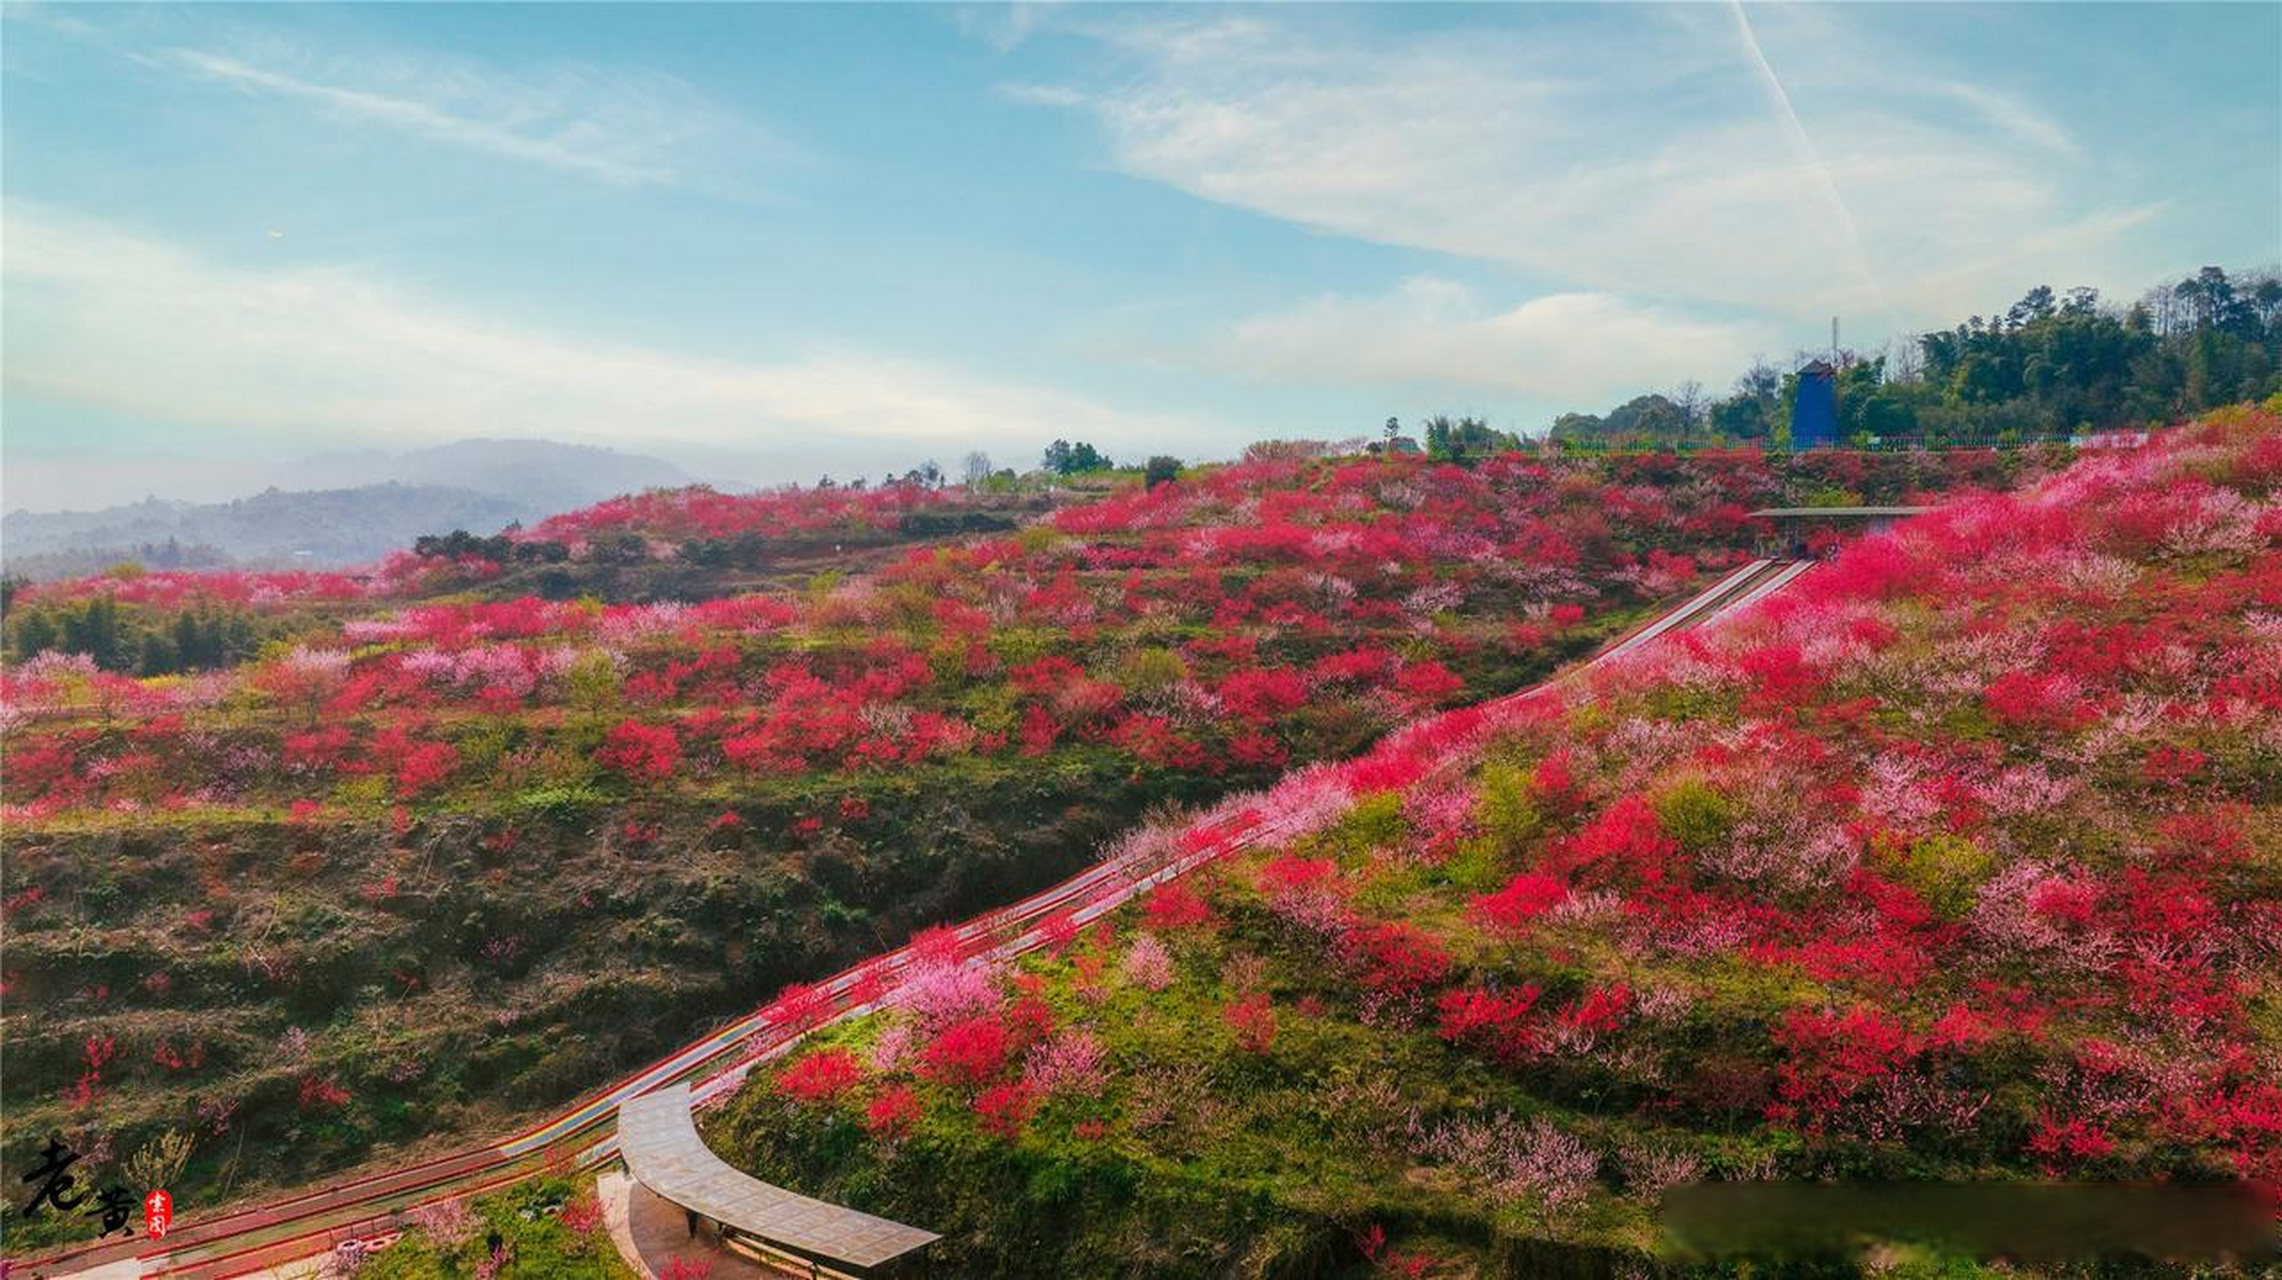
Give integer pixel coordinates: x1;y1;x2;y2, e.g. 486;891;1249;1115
600;1171;791;1280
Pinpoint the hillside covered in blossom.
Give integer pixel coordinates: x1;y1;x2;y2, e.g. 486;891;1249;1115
0;441;2065;1248
705;405;2282;1275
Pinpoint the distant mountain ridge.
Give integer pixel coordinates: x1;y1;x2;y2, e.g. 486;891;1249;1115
1;483;536;576
3;439;701;577
269;438;693;512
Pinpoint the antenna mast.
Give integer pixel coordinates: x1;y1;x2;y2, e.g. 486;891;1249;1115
1831;316;1840;368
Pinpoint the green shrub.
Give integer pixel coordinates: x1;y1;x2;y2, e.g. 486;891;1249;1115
989;628;1056;668
454;719;521;775
561;649;625;720
513;784;609;821
962;683;1021;737
333;775;390;809
1441;836;1506;893
1476;763;1542;853
1643;684;1738;724
1653;776;1732;853
1897;834;1994;919
803;568;846;603
1117;647;1188;696
1329;791;1406;857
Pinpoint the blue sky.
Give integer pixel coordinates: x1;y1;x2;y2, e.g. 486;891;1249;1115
4;2;2277;510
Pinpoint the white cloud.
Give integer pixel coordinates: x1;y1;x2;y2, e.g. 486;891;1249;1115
1013;8;2169;328
1;204;1198;466
997;83;1087;109
1201;279;1773;405
952;3;1056;54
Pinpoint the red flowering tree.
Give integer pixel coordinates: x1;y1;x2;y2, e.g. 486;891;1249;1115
1767;1005;1915;1130
1395;661;1465;704
1224;992;1277;1054
595;718;682;783
1437;985;1542;1063
921;1017;1011;1091
1472;873;1569;933
1143;881;1214;932
865;1083;923;1139
973;1081;1037;1140
777;1048;863;1105
371;727;460;799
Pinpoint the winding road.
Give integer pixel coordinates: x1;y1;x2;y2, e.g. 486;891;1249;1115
17;558;1807;1279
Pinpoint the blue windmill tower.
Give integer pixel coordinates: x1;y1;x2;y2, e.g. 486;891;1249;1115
1790;359;1839;450
1789;317;1842;450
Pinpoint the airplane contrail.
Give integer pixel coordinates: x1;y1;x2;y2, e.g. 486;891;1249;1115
1727;0;1894;322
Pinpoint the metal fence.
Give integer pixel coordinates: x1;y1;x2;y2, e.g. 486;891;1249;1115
1545;433;2080;458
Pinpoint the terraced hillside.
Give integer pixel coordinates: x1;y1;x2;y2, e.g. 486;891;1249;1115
703;407;2282;1276
1;443;2060;1252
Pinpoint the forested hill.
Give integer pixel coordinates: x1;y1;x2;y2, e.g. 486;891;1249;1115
1549;265;2281;447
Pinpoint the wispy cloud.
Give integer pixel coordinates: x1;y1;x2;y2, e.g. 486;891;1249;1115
51;11;790;192
1006;8;2165;327
1937;81;2081;159
157;48;687;186
2;203;1198;464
